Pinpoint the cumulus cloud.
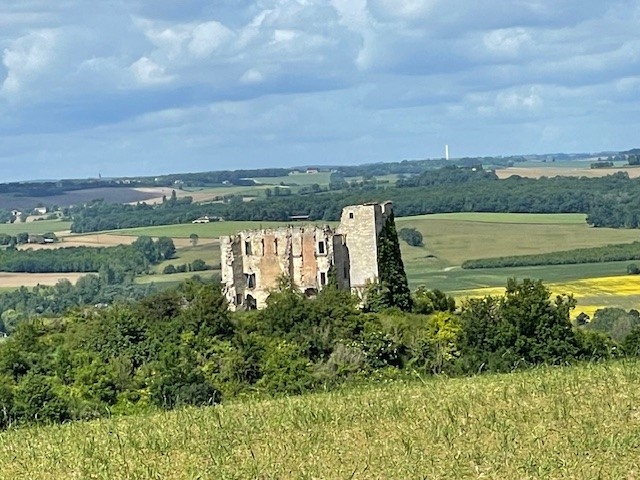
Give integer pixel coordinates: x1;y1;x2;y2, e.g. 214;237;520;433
129;56;174;85
1;0;640;180
1;29;58;99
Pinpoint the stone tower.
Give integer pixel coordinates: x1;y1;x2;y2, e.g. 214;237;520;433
336;201;393;295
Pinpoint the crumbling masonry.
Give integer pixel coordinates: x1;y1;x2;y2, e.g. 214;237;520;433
220;202;394;310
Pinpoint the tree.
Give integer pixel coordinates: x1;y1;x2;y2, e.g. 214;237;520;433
156;237;176;260
190;259;207;271
458;278;579;373
189;233;199;247
398;227;423;247
413;287;455;314
376;212;413;311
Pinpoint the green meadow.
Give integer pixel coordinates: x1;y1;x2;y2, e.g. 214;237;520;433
2;360;639;479
252;172;332;187
0;219;71;235
113;220;334;238
116;213;640;300
396;213;640;289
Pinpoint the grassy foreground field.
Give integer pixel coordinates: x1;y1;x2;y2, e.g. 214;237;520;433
2;360;640;479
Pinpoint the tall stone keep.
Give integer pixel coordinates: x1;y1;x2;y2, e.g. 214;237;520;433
336;201;393;294
220;202;393;310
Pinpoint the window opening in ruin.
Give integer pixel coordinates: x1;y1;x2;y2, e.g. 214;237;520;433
245;240;252;255
317;241;325;255
235;293;243;305
320;272;327;286
245;273;256;288
245;295;257;310
304;288;317;298
274;238;278;255
348;212;354;219
261;239;265;256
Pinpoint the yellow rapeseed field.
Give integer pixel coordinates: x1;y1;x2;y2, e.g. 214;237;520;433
454;275;640;318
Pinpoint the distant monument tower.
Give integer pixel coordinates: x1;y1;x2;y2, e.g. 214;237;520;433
445;144;449;160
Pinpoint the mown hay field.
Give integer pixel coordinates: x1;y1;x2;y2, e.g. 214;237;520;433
2;360;640;479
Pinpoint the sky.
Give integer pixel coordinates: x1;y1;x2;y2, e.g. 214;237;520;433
1;1;640;181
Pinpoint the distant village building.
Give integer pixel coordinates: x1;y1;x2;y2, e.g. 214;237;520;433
192;215;223;224
220;202;393;310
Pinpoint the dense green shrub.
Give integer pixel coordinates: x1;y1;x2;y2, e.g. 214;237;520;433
0;275;629;431
457;279;579;373
398;227;423;247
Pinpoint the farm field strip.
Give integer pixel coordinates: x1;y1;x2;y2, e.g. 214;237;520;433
397;212;587;224
495;165;640;179
112;220;339;238
0;220;72;235
0;272;88;288
251;172;332;186
452;274;640;317
2;360;640;479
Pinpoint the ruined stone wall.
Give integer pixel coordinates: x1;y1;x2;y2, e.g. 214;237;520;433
220;202;394;310
221;225;336;310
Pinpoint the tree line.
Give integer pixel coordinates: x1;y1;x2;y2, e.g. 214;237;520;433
0;236;175;275
67;168;640;233
0;275;634;430
462;241;640;269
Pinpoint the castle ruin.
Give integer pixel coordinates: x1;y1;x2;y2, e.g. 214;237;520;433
220;202;393;310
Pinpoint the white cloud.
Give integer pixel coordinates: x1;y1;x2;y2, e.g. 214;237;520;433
188;21;234;58
240;68;264;84
2;1;640;180
483;28;532;57
495;89;543;111
1;29;58;98
129;56;174;85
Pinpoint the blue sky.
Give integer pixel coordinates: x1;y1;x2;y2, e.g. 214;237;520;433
1;1;639;181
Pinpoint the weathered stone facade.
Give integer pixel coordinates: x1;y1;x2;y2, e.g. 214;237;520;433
220;202;393;310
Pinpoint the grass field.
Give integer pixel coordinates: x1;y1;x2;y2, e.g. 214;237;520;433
107;213;640;307
114;220;338;238
397;213;640;268
406;212;587;224
495;164;640;179
149;243;221;274
252;172;332;187
0;219;71;235
395;212;640;312
4;213;638;309
2;360;640;479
